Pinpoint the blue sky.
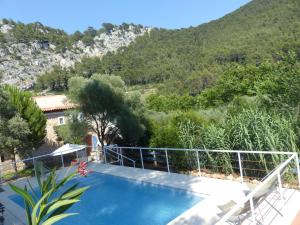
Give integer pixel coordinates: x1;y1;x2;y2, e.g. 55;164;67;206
0;0;251;34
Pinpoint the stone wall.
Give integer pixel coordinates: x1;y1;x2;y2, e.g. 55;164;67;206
34;111;68;155
45;111;66;143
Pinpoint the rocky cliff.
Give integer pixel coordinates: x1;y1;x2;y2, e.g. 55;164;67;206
0;20;150;88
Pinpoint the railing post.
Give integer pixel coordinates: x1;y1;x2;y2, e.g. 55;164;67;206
0;163;2;185
277;171;284;207
250;197;256;223
295;154;300;190
61;153;64;168
103;147;107;164
120;148;124;166
33;157;37;179
117;148;121;165
196;150;201;175
140;149;144;169
165;150;170;173
237;152;244;183
153;150;157;166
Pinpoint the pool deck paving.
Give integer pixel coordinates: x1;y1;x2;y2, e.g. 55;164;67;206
0;162;300;225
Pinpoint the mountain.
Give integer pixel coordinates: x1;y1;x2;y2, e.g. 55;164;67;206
94;0;300;94
1;0;300;92
0;20;150;88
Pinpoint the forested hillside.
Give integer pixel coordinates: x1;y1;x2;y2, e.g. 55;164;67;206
34;0;300;94
93;0;300;94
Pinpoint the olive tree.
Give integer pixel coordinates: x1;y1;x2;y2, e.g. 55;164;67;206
68;74;144;147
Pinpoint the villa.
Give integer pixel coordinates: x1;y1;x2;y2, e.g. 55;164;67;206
0;95;78;172
33;95;77;152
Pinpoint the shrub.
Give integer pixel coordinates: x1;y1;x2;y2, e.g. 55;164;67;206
146;94;198;112
55;111;89;144
9;167;88;225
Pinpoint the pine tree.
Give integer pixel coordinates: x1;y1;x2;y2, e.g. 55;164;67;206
4;85;46;151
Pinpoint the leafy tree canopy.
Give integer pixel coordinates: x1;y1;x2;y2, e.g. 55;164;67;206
68;74;145;146
198;51;300;109
55;111;89;144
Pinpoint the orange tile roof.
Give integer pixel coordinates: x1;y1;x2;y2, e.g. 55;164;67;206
33;95;77;112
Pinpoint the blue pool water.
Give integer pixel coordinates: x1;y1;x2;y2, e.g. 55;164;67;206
9;172;202;225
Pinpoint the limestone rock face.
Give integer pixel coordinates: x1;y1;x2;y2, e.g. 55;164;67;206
0;22;151;88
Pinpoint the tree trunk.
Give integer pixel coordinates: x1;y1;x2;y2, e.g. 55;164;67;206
97;134;104;149
12;152;18;174
92;115;105;148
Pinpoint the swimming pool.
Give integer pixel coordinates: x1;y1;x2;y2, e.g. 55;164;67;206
9;172;203;225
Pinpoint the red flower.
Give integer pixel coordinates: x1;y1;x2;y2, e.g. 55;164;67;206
78;161;88;177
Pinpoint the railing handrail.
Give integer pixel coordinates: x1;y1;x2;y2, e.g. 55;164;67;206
106;151;120;161
106;146;300;224
1;146;294;168
0;146;89;167
215;154;296;225
109;146;296;156
104;146;136;163
1;144;298;224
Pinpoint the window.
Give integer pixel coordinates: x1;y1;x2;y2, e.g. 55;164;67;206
58;117;65;125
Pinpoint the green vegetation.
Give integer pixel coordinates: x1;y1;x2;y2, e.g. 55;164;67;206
5;0;300;177
146;94;197;112
1;19;145;54
0;5;298;225
68;74;146;146
0;85;46;172
9;167;88;225
198;51;300;108
148;103;297;176
4;85;47;149
55;111;89;144
12;22;69;49
0;114;30;172
36;66;71;91
35;0;300;95
145;53;300;175
40;53;300;176
2;168;34;181
86;0;300;93
0;87;30;172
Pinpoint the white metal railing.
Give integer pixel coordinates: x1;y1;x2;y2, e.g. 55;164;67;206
216;153;298;225
1;145;299;224
0;146;89;184
103;146;299;182
102;146;300;224
104;146;136;168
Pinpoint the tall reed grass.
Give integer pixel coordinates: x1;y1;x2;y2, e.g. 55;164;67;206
176;108;297;179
